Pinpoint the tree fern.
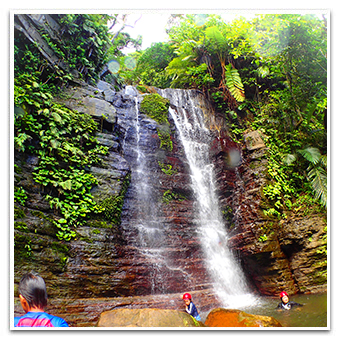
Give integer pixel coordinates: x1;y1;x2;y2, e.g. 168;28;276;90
284;147;327;207
307;162;327;207
224;63;245;102
205;26;226;51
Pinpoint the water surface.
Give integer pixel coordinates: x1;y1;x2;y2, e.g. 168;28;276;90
201;293;327;328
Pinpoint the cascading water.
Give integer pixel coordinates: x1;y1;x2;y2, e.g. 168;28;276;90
160;88;256;308
119;87;167;294
120;86;192;295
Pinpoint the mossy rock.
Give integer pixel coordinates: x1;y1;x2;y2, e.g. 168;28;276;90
140;93;170;125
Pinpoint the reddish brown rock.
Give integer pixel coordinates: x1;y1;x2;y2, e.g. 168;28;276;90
205;308;282;327
213;129;326;296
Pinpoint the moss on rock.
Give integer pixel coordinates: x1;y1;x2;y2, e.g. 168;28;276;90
140;93;170;125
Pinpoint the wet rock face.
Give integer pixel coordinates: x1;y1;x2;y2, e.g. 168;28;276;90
212;130;327;296
13;83;134;299
116;88;213;296
14;81;326;308
14;84;213;301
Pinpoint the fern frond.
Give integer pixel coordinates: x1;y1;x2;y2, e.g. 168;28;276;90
225;63;245;102
307;165;327;207
297;147;321;164
205;26;226;50
319;154;327;167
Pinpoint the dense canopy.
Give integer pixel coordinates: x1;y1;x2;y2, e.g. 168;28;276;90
118;13;327;212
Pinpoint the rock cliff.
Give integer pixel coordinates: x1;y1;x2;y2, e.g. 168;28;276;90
13;13;327;327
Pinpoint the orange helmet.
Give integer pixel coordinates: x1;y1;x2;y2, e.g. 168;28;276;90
182;293;192;300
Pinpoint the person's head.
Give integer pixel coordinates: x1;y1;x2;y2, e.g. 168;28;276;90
182;292;192;306
18;272;48;312
279;291;289;304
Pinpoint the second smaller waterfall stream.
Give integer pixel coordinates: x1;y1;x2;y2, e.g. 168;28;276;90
161;89;256;308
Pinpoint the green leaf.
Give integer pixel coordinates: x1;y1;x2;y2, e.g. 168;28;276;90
307;166;327;207
60;179;72;190
182;55;194;61
283;153;297;165
51;111;63;123
257;66;270;78
205;26;226;49
14;106;26;120
50;139;60;149
297;147;321;164
225;63;245;102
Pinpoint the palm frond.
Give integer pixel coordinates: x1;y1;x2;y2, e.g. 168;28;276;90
297;147;321;164
319;154;327;167
307;165;327;207
225;63;245;102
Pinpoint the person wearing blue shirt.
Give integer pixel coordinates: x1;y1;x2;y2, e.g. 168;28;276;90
14;272;68;327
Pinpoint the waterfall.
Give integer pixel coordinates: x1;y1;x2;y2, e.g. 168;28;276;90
160;88;256;308
132;95;167;294
120;86;192;295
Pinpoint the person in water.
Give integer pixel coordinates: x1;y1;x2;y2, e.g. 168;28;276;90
182;292;201;321
14;272;68;327
277;291;302;310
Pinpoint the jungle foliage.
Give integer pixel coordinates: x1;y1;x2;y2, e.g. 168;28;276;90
14;14;136;240
123;13;327;213
13;13;328;245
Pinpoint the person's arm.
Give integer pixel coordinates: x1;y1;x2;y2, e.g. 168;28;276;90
186;302;193;315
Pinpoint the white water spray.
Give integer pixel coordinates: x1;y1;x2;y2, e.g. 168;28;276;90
161;89;256;308
125;89;193;294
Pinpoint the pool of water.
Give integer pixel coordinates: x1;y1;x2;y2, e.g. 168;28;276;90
240;293;328;328
200;293;327;328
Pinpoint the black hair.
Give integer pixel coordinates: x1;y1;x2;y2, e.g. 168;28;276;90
18;272;48;309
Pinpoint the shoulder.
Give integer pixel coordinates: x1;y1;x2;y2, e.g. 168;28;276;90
14;312;68;327
48;314;69;327
14;316;22;327
191;302;198;310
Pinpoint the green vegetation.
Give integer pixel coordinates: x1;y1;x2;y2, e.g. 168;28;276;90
14;187;27;206
124;13;327;215
14;72;107;240
158;161;177;176
14;13;327;241
139;93;173;150
123;42;175;88
14;14;135;241
162;190;186;204
140;93;170;124
97;173;130;225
